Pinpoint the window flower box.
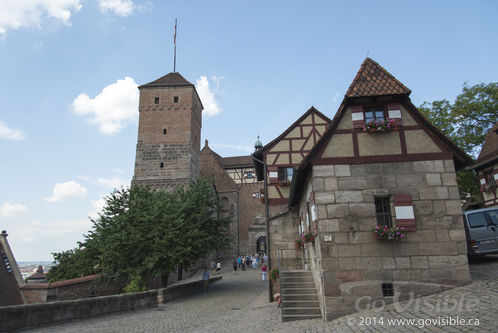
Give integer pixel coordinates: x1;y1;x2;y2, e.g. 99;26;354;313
276;180;291;186
363;118;398;133
480;184;497;193
372;225;406;241
302;232;316;243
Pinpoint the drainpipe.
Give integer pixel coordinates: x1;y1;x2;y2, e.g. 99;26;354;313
251;154;272;302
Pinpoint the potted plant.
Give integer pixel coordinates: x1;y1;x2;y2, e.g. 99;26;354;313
372;225;406;240
363;118;398;133
302;232;316;243
270;268;279;282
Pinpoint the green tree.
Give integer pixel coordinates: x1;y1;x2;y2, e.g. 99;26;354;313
48;177;232;289
419;82;497;202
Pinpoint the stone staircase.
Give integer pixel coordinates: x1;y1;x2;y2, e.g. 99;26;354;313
280;270;321;321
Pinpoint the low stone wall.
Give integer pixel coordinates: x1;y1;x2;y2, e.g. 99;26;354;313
0;276;222;332
159;276;222;303
0;290;157;332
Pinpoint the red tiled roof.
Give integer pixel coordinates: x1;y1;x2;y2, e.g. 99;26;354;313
139;72;193;88
473;122;498;168
222;156;254;168
345;58;411;98
20;274;100;289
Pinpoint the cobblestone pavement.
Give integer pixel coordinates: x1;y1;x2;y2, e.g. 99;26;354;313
23;257;498;332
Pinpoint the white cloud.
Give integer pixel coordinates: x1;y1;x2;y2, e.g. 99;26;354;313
97;176;129;189
72;77;139;134
196;76;221;117
90;194;107;218
211;75;226;89
0;121;26;140
0;203;28;217
43;180;87;202
0;0;82;36
211;143;253;153
98;0;134;17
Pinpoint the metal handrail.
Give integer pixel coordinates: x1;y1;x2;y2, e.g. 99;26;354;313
277;247;308;321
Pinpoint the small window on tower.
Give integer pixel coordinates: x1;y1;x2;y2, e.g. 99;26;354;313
174;96;179;103
160;162;164;168
154;97;159;104
163;128;167;135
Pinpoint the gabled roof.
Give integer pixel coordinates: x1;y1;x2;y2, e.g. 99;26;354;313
345;58;411;98
253;106;331;180
139;72;194;89
471;122;498;169
253;106;331;157
289;59;473;206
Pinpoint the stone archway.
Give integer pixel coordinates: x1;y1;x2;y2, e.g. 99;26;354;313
256;236;266;253
248;228;266;254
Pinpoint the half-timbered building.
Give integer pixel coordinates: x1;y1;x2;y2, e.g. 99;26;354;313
273;58;473;320
471;122;498;207
253;107;331;206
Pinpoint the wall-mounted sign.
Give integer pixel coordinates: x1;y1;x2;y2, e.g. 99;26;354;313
323;234;333;242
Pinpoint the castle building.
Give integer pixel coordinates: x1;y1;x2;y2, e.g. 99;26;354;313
267;58;473;320
132;72;203;190
200;141;266;256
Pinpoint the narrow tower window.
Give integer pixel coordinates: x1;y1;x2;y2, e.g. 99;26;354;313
160;162;164;168
154;97;160;104
163;128;167;135
174;96;179;103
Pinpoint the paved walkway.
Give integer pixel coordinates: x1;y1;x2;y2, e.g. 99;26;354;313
22;257;498;332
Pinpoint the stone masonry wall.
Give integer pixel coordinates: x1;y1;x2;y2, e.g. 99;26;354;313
304;160;471;320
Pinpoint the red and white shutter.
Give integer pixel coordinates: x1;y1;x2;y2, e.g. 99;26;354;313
394;194;416;231
351;105;364;129
387;103;403;126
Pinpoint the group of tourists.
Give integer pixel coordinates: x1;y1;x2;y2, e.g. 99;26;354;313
232;251;268;280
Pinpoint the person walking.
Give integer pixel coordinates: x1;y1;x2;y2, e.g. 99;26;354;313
202;268;210;292
216;261;221;274
261;264;267;281
232;259;238;275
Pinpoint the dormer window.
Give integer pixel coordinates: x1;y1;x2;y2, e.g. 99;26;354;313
351;103;402;129
365;107;385;123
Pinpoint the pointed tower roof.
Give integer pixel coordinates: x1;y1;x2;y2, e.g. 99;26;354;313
345;58;411;98
472;122;498;169
139;72;194;89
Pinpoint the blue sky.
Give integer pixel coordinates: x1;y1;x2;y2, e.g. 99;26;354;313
0;0;497;261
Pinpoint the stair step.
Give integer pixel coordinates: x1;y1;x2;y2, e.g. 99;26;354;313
281;288;317;295
282;300;319;307
282;294;318;301
282;282;315;287
282;307;321;315
282;314;322;322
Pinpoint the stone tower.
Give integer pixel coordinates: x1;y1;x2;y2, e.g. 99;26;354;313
131;72;203;190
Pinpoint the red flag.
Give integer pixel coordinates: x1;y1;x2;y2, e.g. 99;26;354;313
174;19;177;45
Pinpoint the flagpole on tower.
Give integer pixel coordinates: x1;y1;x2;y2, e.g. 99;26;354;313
174;19;177;73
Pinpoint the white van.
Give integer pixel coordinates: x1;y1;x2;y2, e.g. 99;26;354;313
462;207;498;257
